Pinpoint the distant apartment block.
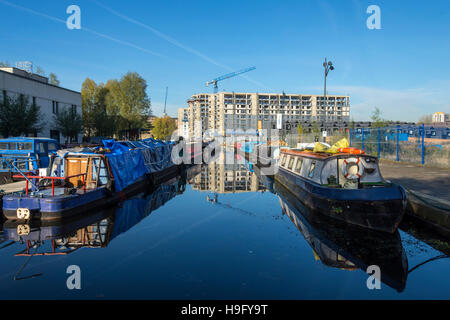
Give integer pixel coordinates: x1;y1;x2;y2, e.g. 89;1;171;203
0;67;82;143
178;92;350;139
177;108;189;140
432;112;450;124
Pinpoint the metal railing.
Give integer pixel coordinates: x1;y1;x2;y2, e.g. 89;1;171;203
349;124;450;168
13;173;87;196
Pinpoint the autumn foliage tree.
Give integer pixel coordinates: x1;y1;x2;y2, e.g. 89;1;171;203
151;116;177;140
82;72;152;139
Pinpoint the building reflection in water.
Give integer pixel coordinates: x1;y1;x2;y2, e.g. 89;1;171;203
189;151;267;194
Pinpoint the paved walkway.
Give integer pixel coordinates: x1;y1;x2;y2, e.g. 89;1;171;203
379;160;450;207
0;181;27;194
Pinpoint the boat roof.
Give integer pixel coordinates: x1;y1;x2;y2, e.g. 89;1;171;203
281;148;377;160
0;137;58;142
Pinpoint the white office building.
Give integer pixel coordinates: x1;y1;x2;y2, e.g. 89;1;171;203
0;67;82;143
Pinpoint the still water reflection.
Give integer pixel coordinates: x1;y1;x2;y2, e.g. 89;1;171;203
0;159;449;299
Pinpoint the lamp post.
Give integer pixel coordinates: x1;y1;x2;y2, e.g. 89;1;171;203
322;58;334;142
323;58;334;100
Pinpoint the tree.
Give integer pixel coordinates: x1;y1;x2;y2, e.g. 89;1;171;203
82;78;116;138
370;107;386;128
152;116;177;140
0;94;42;137
35;66;45;76
53;107;82;143
106;72;152;135
297;123;303;142
311;121;320;134
418;114;432;124
349;117;355;130
49;72;60;86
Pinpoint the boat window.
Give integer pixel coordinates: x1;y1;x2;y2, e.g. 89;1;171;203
295;158;303;173
37;142;48;153
288;156;294;170
0;142;17;150
308;162;316;178
17;142;32;150
281;154;287;167
91;158;100;182
0;143;9;150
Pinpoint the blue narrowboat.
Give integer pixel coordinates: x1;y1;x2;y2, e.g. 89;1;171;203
0;137;59;182
276;148;407;233
2;138;180;221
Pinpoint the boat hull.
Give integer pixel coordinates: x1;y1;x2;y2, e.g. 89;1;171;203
275;167;407;233
2;164;181;221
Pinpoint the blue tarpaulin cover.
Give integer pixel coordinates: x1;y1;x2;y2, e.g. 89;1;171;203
110;182;179;240
101;139;175;192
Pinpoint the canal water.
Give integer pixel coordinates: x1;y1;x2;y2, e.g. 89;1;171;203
0;161;449;299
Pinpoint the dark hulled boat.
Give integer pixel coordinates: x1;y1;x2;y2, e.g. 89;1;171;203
276;148;407;233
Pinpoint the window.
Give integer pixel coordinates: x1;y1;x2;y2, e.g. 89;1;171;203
52;101;59;114
288;156;294;170
308;162;316;178
37;142;48;153
71;104;77;113
2;90;6;102
17;142;32;150
295;158;303;173
281;155;287;167
0;143;9;150
32;96;36;105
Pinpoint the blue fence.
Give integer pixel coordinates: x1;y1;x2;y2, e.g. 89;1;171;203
349;125;450;168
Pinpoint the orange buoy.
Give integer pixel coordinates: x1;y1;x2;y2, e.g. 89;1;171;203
338;147;365;155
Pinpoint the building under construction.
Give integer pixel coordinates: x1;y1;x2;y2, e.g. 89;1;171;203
178;92;350;140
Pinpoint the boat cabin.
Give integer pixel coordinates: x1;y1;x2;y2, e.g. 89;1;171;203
0;137;59;173
279;148;385;189
46;152;112;193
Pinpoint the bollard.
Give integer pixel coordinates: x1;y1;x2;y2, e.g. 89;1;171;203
377;127;380;158
396;125;400;162
421;123;425;165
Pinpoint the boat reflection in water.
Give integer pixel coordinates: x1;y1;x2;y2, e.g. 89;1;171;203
275;180;409;292
2;167;189;276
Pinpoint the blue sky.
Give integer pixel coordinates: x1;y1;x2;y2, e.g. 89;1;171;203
0;0;449;121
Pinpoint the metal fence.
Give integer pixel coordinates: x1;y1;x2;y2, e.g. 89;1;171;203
349;125;450;168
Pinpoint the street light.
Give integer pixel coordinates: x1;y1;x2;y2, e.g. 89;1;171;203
322;58;334;142
323;58;334;100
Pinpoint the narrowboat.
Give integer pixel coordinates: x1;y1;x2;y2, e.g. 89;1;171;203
276;181;408;292
2;138;180;221
275;147;407;233
2;170;187;263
